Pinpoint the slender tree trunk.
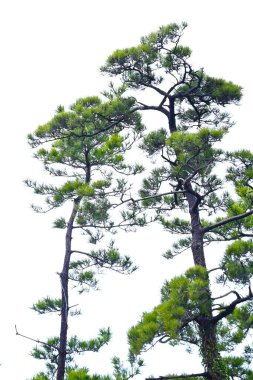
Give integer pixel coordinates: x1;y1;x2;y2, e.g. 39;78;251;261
57;155;90;380
56;197;81;380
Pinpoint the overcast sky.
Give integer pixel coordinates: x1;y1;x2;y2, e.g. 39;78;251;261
0;1;253;379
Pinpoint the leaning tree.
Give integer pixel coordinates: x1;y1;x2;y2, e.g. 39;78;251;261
24;93;144;380
101;23;253;379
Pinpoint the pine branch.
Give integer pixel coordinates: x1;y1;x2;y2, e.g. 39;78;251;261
146;372;208;380
117;190;186;207
202;209;253;233
212;289;253;324
211;290;241;301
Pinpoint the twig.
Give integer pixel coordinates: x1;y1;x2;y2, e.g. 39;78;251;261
15;325;59;351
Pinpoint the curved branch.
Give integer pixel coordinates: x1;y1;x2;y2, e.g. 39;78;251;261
212;290;253;324
211;290;241;301
135;103;170;119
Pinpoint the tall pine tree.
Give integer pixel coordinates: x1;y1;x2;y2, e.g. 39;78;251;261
102;23;253;379
25;94;144;379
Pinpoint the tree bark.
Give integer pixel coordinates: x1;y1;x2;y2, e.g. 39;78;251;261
168;97;177;133
198;319;222;380
186;191;206;267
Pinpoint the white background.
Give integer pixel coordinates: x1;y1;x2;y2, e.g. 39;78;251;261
0;1;253;378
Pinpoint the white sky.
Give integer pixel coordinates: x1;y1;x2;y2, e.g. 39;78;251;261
0;1;253;379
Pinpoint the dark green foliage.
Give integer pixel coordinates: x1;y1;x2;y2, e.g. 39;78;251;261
141;129;168;155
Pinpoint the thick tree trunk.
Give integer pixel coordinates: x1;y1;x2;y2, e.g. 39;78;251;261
56;198;80;380
168;114;224;379
186;192;223;379
186;192;206;267
168;98;177;133
199;320;221;380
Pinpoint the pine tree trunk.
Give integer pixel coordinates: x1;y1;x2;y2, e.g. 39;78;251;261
56;198;80;380
167;110;224;378
186;192;223;379
199;320;221;380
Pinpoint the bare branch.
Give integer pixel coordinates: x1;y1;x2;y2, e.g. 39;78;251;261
15;325;59;351
208;267;222;274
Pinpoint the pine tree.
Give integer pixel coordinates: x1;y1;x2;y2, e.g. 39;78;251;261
101;23;253;379
25;94;144;379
